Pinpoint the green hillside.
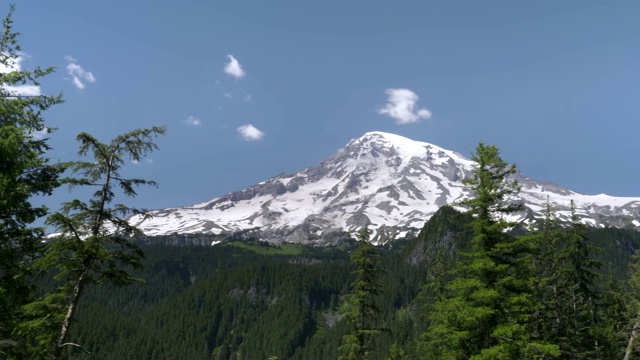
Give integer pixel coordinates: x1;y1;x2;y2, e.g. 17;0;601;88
56;206;640;359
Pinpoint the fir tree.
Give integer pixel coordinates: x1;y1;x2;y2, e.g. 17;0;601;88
625;254;640;360
0;4;63;357
526;199;565;347
554;200;610;358
339;227;385;360
18;127;165;359
422;142;560;359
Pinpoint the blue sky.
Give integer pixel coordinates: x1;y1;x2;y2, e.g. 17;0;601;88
9;0;640;212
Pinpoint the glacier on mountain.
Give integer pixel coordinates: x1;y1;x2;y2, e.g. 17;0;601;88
130;131;640;244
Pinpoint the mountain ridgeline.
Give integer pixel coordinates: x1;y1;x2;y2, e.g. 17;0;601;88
131;132;640;244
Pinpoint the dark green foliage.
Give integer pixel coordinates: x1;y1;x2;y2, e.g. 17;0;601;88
0;4;63;357
338;227;385;360
625;254;640;359
549;202;623;358
421;143;562;359
65;243;354;360
17;127;165;359
418;144;631;359
22;208;637;360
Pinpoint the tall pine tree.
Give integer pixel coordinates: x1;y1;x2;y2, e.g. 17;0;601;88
422;142;559;359
0;4;63;357
339;227;385;360
18;127;165;360
553;200;617;358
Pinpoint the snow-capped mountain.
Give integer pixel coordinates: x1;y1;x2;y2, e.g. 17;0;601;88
130;131;640;244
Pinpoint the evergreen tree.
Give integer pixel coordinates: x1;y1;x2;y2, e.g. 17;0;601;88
339;227;385;360
625;254;640;360
18;127;165;359
422;142;560;359
386;341;407;360
527;200;564;346
554;200;612;358
523;199;623;358
0;4;63;357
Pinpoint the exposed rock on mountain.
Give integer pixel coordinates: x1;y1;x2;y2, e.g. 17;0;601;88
130;132;640;243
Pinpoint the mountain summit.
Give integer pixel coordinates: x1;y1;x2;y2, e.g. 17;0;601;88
131;132;640;243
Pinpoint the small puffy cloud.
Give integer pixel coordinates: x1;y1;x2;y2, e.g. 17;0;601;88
224;55;245;79
0;54;42;96
183;116;202;127
237;124;265;141
65;55;95;90
29;128;50;140
378;88;432;124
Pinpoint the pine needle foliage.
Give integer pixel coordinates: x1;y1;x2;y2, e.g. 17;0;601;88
17;127;165;360
0;4;63;358
339;227;385;360
422;142;561;359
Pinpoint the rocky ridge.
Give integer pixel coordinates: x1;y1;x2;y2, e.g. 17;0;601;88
130;132;640;244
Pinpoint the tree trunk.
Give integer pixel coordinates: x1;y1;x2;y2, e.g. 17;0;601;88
51;268;88;360
624;320;640;360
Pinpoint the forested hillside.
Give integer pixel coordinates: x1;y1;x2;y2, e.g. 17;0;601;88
57;207;640;359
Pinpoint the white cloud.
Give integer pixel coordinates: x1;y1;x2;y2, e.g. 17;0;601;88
237;124;265;141
223;92;233;98
3;84;41;96
65;56;96;90
0;54;42;96
29;128;49;140
0;55;20;73
183;116;202;127
224;55;245;79
378;88;432;124
132;158;153;165
244;94;252;102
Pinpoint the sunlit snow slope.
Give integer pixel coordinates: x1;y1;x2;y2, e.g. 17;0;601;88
130;132;640;243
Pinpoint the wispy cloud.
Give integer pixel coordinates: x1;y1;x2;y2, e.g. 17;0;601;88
0;54;42;96
237;124;265;141
132;158;154;165
65;55;95;90
183;116;202;127
224;55;245;79
378;88;432;124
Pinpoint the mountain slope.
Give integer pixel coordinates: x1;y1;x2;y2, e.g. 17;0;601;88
130;131;640;243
